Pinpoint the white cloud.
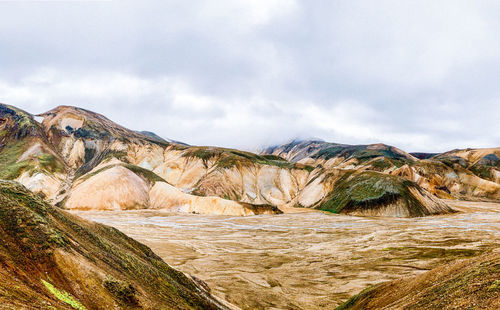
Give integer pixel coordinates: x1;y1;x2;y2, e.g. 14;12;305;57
0;1;499;152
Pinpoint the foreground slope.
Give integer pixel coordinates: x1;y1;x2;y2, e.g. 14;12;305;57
0;180;229;309
337;251;500;310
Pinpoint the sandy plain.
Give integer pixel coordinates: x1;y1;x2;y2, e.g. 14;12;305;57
74;200;500;309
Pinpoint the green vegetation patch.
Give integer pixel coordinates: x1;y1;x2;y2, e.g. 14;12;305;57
312;144;411;164
488;279;500;291
469;164;493;181
74;149;130;179
183;146;313;171
103;276;138;305
368;157;406;171
0;140;31;179
0;138;66;179
183;147;223;162
122;163;166;183
468;154;500;181
76;163;166;185
335;285;378;310
0;181;68;260
42;280;87;310
318;171;427;216
37;153;65;174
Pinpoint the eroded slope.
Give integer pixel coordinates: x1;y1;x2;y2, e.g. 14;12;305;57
337;251;500;310
0;180;229;309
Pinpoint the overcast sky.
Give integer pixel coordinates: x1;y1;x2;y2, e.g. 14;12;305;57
1;0;499;152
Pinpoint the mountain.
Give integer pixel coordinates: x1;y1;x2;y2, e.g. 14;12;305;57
263;139;500;202
0;103;470;217
0;180;229;309
0;104;282;216
336;251;500;309
0;104;67;200
262;139;417;165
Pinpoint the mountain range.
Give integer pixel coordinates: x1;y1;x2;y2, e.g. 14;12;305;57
1;103;499;218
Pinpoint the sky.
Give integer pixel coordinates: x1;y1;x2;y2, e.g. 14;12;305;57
0;0;499;152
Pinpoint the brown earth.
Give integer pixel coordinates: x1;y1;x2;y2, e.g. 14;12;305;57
337;251;499;309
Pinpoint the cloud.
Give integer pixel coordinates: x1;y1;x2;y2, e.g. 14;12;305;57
0;0;499;152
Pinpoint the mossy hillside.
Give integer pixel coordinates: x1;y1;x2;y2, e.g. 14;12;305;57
435;155;468;169
409;159;452;175
0;140;31;179
183;146;314;171
103;276;138;305
0;105;66;180
366;157;405;171
335;285;378;310
312;144;412;163
75;163;167;185
42;280;87;310
0;140;66;179
468;154;500;181
0;180;69;263
336;252;500;310
74;149;130;179
469;164;494;181
0;104;43;140
318;171;429;216
122;163;167;183
476;153;500;166
0;180;225;309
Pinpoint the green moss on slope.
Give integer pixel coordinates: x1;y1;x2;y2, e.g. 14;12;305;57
318;171;431;217
0;180;225;309
336;252;500;309
0;140;31;179
122;163;166;183
312;144;412;163
183;146;313;171
103;276;138;305
42;280;87;310
76;163;166;184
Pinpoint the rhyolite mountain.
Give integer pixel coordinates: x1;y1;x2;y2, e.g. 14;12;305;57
0;180;231;309
262;139;500;202
2;102;498;217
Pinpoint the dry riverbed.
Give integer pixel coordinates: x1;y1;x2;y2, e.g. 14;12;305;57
73;200;500;310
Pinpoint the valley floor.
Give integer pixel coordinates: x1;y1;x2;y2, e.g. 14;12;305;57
73;200;500;310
